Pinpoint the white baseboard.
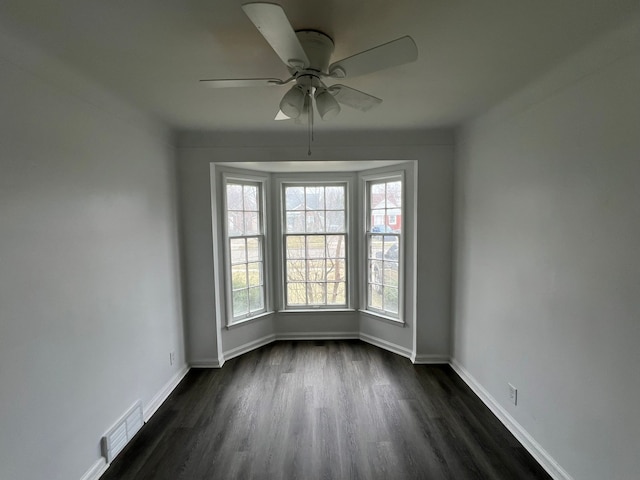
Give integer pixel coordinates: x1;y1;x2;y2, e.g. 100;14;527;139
413;354;450;364
222;332;361;362
210;332;408;368
358;332;413;360
275;331;359;341
143;365;190;422
223;334;276;362
190;358;224;368
450;359;573;480
79;458;108;480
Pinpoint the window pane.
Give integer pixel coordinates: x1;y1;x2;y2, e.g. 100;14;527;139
382;238;398;255
327;282;346;305
246;237;261;262
226;184;243;210
286;236;305;259
371;210;386;226
286;212;305;233
244;185;258;211
229;238;246;264
369;236;383;259
308;260;326;282
247;262;262;287
387;181;402;207
244;211;259;235
285;186;304;210
286;260;306;282
325;186;344;210
232;290;248;316
369;259;382;285
248;287;264;311
384;262;399;286
371;183;385;207
308;283;326;305
305;186;324;210
231;265;247;290
384;287;399;313
326;211;345;232
306;211;325;232
368;285;383;310
287;283;306;305
388;211;401;233
326;259;345;282
307;236;325;258
326;235;345;259
227;211;244;236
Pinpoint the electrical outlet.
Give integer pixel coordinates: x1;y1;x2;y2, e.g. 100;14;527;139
169;351;176;366
508;383;518;405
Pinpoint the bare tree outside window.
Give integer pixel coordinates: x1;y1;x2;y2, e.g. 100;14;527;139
284;184;347;307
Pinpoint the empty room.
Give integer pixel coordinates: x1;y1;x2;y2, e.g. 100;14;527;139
1;1;638;479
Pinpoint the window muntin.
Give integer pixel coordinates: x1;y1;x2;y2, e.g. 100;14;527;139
366;178;402;318
225;181;266;321
283;184;347;308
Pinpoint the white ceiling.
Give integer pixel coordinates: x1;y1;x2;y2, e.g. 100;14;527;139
0;0;636;132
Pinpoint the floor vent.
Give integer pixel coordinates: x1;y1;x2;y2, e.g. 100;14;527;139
101;401;143;463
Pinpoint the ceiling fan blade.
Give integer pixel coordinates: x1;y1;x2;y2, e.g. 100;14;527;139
241;3;310;69
200;78;284;88
329;85;382;112
329;36;418;78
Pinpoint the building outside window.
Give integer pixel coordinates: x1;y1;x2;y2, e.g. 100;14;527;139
365;177;403;319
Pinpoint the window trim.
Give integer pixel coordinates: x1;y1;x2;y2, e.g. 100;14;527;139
221;170;272;326
274;173;357;312
359;170;406;324
213;162;414;329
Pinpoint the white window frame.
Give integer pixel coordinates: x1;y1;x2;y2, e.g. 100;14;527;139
221;170;271;326
274;173;356;312
213;162;414;328
360;170;405;323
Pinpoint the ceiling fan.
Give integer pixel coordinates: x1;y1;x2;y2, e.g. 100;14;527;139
200;2;418;123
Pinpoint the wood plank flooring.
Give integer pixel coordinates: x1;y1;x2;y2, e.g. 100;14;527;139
102;340;551;480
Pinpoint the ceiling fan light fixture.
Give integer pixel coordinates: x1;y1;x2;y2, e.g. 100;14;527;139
280;84;306;118
315;88;341;120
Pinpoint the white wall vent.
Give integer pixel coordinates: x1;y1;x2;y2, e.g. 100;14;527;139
101;400;143;463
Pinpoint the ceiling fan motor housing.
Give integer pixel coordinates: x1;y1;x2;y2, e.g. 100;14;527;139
295;30;334;73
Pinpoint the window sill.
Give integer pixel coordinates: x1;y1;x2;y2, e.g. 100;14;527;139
359;309;405;326
226;311;275;329
277;308;356;314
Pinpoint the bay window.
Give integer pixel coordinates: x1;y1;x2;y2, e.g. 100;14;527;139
216;163;411;326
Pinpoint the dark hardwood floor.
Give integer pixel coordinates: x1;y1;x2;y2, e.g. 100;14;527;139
102;340;551;480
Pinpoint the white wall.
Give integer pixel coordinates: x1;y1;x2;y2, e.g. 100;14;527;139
453;17;640;480
0;28;186;480
177;130;453;365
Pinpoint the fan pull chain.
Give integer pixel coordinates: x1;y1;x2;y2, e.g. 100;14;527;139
307;90;313;156
311;92;315;142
